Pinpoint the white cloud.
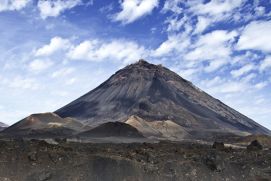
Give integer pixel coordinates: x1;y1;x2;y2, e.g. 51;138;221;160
153;29;238;73
162;0;182;14
65;78;77;85
165;16;188;32
67;39;148;64
67;40;98;60
37;0;81;19
260;56;271;71
35;36;71;56
205;80;249;94
231;51;260;65
185;30;237;61
218;82;248;93
153;33;190;57
0;76;40;90
194;16;211;34
230;64;255;78
113;0;159;24
200;74;265;95
204;59;227;73
51;67;75;78
255;6;265;16
197;30;237;47
51;90;69;97
190;0;243;17
236;21;271;53
241;73;257;83
29;59;54;72
203;76;223;87
176;67;202;80
255;81;268;89
0;0;30;12
163;0;244;34
35;36;148;65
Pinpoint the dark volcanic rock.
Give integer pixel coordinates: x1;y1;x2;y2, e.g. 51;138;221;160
0;140;271;181
38;172;52;181
212;142;225;150
204;153;225;172
235;134;271;148
55;60;271;139
247;140;263;151
28;151;37;161
79;122;144;138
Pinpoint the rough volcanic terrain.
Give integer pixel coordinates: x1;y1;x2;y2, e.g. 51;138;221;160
0;139;270;181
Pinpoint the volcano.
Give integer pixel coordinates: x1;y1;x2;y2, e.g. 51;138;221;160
54;60;270;139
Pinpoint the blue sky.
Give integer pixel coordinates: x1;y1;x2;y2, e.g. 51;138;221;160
0;0;271;129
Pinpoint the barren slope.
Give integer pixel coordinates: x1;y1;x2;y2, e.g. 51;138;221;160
2;113;84;138
125;115;189;140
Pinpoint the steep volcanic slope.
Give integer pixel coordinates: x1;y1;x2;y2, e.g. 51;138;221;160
55;60;270;136
2;113;85;138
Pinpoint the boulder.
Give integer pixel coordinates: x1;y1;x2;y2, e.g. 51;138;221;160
28;151;37;161
212;142;225;150
247;140;263;151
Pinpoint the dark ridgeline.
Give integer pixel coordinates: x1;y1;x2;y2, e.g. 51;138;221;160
79;122;144;138
55;60;271;137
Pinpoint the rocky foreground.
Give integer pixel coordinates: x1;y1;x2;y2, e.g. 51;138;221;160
0;139;270;181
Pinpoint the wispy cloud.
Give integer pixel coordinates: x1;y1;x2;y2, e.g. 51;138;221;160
236;21;271;53
0;0;30;12
260;56;271;72
35;36;71;56
189;0;243;17
28;59;54;73
51;67;75;78
67;39;148;64
37;0;81;19
0;76;40;90
113;0;159;24
230;63;255;78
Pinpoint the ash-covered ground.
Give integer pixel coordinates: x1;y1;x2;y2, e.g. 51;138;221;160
0;139;270;181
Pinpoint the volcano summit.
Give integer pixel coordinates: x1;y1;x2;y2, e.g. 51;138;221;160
51;60;270;140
